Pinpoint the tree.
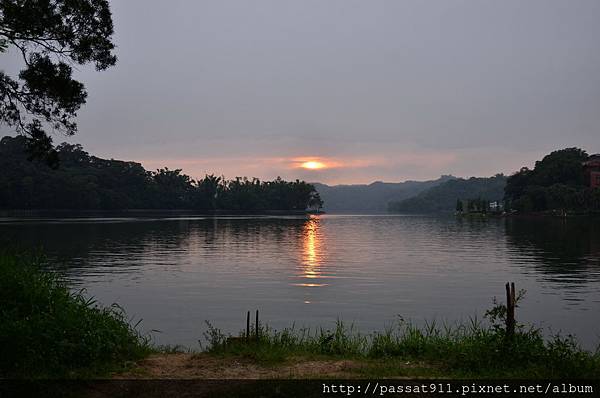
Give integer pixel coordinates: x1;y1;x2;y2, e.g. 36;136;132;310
308;191;323;211
532;148;588;187
0;0;116;166
195;174;222;211
152;168;194;209
504;167;532;203
504;148;594;213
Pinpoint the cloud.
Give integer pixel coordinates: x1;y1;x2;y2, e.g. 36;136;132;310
4;1;597;184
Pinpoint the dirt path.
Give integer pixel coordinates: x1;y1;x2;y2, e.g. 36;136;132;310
118;353;362;379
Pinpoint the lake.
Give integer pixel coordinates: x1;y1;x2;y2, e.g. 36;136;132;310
2;214;599;349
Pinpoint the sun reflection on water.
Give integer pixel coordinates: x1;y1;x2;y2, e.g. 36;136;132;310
292;215;328;287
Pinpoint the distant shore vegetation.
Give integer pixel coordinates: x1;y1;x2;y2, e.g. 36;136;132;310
388;147;600;215
0;136;323;212
387;175;507;214
504;148;600;214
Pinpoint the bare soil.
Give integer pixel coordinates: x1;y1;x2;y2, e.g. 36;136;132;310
117;353;362;379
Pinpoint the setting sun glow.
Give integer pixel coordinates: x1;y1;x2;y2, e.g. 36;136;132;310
301;161;325;170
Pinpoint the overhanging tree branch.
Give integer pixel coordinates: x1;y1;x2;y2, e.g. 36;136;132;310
0;0;116;166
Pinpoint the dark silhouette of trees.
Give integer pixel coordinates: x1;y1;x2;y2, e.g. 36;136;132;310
0;0;116;166
505;148;599;213
152;168;195;209
464;197;490;213
206;176;322;212
308;191;323;211
0;136;322;212
503;167;532;206
195;174;221;211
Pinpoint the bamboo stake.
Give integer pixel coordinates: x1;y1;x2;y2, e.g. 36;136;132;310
255;309;259;341
246;311;250;341
505;282;516;339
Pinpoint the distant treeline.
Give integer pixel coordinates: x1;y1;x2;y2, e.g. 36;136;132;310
388;147;600;215
0;136;323;211
504;148;600;213
388;175;507;213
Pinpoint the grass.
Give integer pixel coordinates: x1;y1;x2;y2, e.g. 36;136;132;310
2;247;599;379
202;311;600;378
0;249;153;378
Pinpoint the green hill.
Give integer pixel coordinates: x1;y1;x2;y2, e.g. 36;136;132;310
312;176;455;213
388;175;507;214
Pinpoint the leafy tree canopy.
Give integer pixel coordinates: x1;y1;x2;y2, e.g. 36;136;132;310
504;148;600;213
0;0;116;167
0;136;323;212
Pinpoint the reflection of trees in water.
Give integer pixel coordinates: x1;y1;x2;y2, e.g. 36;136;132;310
189;217;305;251
0;220;197;274
504;217;600;283
0;217;310;276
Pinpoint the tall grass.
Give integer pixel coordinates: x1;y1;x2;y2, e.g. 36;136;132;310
0;249;152;378
203;314;600;378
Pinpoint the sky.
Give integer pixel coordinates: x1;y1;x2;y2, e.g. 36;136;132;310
3;0;600;184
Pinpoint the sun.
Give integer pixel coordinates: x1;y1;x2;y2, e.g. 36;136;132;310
301;161;326;170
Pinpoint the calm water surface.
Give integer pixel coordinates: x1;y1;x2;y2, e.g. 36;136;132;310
2;215;600;349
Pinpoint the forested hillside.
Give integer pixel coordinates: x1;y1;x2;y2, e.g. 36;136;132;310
504;148;600;213
388;174;507;213
0;136;322;211
313;176;455;213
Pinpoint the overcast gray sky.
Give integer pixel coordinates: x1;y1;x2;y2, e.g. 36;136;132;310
3;0;600;184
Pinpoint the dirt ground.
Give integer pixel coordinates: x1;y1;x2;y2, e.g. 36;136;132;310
117;353;361;379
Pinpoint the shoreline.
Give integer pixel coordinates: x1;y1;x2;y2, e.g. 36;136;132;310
0;209;325;218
